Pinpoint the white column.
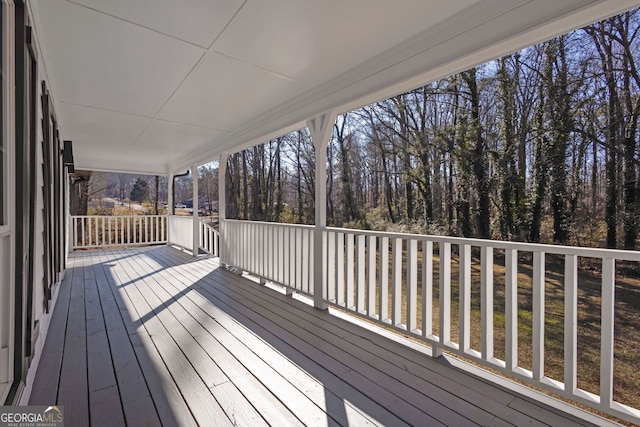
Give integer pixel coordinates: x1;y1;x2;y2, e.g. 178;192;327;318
218;153;228;265
192;165;199;257
307;111;336;310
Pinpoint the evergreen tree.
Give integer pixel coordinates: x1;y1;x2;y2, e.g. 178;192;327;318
130;177;149;203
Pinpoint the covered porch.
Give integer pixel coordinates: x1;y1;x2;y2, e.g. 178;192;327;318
1;1;638;425
28;246;612;426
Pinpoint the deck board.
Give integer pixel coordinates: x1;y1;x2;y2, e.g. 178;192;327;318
152;249;516;425
56;255;89;427
91;251;162;427
100;250;232;427
181;256;537;426
120;254;304;427
183;262;489;425
28;262;74;405
93;251;196;427
28;246;618;427
157;258;446;426
84;254;126;427
133;249;402;427
122;251;340;425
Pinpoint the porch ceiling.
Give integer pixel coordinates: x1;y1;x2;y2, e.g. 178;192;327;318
31;0;640;175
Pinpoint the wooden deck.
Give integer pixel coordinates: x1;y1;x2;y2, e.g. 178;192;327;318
28;246;616;426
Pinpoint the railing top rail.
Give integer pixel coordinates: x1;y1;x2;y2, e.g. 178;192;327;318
222;219;640;260
223;218;314;230
71;214;167;219
325;226;640;261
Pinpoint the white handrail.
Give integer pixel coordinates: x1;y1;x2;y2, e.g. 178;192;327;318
220;218;640;424
71;215;167;249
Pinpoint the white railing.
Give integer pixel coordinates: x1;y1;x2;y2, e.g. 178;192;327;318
220;219;640;424
199;220;219;256
167;215;193;250
72;215;166;249
222;220;314;295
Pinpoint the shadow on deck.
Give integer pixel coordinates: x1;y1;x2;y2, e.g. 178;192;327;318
28;246;616;426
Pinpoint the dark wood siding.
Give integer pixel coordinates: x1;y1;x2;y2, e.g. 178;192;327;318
13;0;38;394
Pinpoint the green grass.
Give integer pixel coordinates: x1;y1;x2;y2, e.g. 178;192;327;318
337;244;640;425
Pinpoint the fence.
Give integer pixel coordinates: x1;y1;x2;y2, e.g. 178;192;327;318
71;215;167;249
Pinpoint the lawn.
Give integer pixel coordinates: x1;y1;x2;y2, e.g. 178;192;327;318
334;242;640;424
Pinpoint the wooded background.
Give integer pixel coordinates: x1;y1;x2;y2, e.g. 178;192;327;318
224;9;640;250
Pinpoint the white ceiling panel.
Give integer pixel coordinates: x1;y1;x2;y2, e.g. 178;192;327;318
157;52;301;131
34;0;204;117
57;103;151;154
212;0;479;81
132;120;228;153
67;0;245;48
29;0;640;174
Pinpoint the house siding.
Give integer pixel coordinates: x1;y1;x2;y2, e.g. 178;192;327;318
0;0;70;405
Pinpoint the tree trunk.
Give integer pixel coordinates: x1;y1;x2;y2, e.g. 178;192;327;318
226;153;240;219
334;116;361;223
587;21;624;248
250;146;261;220
547;38;571;244
72;174;91;243
154;175;159;215
379;141;396;223
515;53;529;241
275;139;283;222
241;151;249;220
498;56;517;240
622;26;639;249
606;143;618;248
529;83;547;243
463;68;491;238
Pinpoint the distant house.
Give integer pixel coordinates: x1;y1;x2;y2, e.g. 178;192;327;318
184;195;215;211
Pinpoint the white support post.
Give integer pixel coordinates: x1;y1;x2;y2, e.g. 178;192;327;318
219;153;228;266
307;111;337;310
191;165;199;257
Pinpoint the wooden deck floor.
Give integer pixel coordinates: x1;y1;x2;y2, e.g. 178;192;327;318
28;246;616;426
